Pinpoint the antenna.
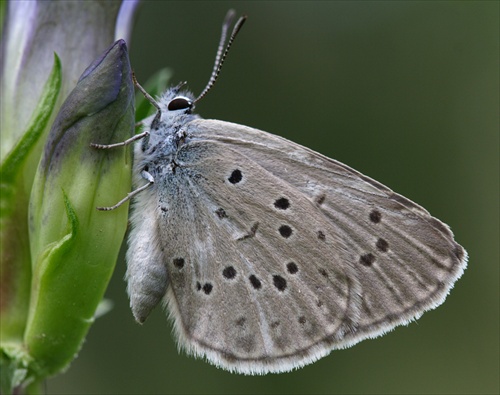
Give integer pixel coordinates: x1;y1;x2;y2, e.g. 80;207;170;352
194;10;247;104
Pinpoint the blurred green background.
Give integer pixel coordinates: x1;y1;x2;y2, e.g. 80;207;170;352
48;1;498;394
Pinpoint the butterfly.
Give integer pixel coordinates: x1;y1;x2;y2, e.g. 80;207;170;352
94;10;467;375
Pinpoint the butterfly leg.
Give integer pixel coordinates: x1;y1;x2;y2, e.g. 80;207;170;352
90;130;150;150
96;170;154;211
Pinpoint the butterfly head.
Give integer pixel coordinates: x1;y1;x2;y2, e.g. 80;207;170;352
161;82;195;115
150;85;198;131
144;85;198;137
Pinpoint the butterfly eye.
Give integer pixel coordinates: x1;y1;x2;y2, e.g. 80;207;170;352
168;97;193;111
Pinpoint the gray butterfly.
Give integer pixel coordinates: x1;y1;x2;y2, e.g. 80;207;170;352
95;11;467;374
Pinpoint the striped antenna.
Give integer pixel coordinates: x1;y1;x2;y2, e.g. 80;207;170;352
194;10;247;103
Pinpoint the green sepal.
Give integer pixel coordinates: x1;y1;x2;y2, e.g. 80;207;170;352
25;39;134;380
23;192;81;378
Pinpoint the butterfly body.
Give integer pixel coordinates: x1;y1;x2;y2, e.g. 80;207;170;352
124;85;467;374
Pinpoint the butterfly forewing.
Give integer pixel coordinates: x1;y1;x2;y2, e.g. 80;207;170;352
135;118;467;374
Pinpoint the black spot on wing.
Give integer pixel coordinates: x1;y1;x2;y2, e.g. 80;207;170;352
279;225;293;238
274;197;290;210
173;258;185;269
222;266;237;279
286;262;298;274
249;275;262;289
376;238;389;252
369;210;382;223
228;169;242;184
360;253;376;266
273;275;287;291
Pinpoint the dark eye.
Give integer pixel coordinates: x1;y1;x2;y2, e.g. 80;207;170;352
168;97;192;111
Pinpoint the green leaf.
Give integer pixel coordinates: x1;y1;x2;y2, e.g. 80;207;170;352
0;54;62;184
0;54;61;348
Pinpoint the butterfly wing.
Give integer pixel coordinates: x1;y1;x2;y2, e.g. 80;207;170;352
130;118;467;374
126;179;170;323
